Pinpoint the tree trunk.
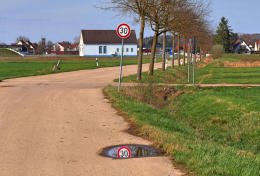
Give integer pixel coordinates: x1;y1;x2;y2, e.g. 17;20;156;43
137;16;145;81
162;31;166;71
178;33;181;66
199;49;202;62
148;24;159;76
171;32;175;67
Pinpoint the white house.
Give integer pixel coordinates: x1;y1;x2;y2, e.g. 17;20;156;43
79;30;138;57
53;42;68;52
253;41;260;52
233;40;251;54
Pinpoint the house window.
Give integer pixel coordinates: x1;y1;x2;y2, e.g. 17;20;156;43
117;48;119;52
99;46;103;54
126;48;129;52
131;48;134;52
103;46;107;54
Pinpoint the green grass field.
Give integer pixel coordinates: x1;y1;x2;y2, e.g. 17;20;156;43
0;56;159;81
0;49;21;57
105;86;260;176
118;54;260;84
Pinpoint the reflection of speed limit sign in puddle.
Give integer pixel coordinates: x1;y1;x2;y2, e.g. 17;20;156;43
100;144;162;159
117;146;131;159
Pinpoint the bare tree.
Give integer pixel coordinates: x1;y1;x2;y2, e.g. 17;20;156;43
106;0;150;80
16;36;30;42
74;35;80;43
148;0;197;73
147;0;172;75
161;0;171;71
168;0;212;64
46;41;54;52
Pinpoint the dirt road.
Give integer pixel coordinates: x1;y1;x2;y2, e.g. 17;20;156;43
0;63;183;176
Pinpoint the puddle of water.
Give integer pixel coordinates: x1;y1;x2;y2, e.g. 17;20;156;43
100;144;162;159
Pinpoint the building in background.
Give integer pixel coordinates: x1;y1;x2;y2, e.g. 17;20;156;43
12;40;37;54
49;42;79;55
232;40;251;54
79;30;138;57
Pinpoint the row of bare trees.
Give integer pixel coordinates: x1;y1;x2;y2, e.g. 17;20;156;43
108;0;212;80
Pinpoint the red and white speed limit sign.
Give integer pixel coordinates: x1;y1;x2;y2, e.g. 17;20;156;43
117;23;131;39
117;23;131;92
117;146;131;158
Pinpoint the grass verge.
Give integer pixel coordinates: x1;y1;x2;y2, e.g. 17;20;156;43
0;49;21;57
104;85;260;176
0;56;161;81
116;54;260;84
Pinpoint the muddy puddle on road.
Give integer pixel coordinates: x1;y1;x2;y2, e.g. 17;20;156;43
100;144;162;159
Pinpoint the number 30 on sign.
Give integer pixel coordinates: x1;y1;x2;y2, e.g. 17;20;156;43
117;24;131;39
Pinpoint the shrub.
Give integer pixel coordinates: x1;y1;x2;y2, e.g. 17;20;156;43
210;45;224;59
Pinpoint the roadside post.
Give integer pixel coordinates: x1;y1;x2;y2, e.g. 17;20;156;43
116;23;131;92
57;60;61;67
193;37;196;87
96;58;99;67
188;39;192;83
52;59;61;71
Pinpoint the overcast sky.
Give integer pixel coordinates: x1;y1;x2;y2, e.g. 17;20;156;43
0;0;260;44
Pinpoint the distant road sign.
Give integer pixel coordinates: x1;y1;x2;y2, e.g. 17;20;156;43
117;24;131;39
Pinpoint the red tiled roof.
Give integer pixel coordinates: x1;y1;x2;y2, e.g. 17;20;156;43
70;43;79;49
58;42;67;47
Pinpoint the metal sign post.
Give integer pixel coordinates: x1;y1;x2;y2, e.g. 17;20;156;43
188;39;191;83
118;38;124;92
193;36;196;87
116;23;131;92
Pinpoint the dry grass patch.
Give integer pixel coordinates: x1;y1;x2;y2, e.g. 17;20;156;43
123;86;185;109
197;57;214;68
223;61;260;67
